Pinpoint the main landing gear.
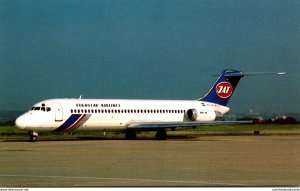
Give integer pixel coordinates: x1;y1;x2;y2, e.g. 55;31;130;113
125;130;136;140
29;131;38;142
125;129;168;140
155;129;167;140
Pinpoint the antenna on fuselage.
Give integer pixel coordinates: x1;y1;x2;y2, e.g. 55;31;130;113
79;95;82;99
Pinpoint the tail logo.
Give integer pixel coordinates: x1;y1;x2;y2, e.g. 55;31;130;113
215;81;233;98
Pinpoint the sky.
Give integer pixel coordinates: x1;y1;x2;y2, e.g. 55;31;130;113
1;0;299;113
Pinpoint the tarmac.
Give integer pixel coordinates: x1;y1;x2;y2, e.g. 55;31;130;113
0;134;300;187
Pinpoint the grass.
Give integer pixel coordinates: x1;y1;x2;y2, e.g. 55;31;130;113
1;124;300;141
192;124;300;131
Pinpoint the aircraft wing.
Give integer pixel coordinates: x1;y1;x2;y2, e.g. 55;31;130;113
127;120;251;131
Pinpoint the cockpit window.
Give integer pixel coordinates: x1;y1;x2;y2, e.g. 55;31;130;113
31;106;51;112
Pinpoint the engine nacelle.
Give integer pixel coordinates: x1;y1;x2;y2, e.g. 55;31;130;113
198;110;223;121
185;109;223;121
185;109;198;121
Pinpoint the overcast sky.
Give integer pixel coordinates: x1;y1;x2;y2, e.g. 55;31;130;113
1;0;299;113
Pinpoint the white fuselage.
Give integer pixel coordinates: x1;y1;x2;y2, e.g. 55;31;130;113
16;98;230;133
14;69;283;141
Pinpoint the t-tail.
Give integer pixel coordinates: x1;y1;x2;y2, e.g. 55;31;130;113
200;69;286;106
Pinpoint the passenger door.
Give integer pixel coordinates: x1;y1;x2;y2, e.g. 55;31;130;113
53;102;63;121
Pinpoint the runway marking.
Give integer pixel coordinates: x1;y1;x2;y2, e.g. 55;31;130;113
0;174;251;186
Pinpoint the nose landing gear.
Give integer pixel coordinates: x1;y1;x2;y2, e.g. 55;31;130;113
29;132;38;142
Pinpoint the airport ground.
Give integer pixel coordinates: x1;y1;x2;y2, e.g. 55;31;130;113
0;125;300;187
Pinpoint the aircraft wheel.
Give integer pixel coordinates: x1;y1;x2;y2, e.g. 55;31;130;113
125;131;136;140
29;132;38;142
30;135;37;142
156;129;167;140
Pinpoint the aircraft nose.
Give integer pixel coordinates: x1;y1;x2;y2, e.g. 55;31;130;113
15;115;27;129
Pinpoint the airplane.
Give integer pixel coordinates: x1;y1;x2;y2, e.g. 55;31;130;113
15;69;285;142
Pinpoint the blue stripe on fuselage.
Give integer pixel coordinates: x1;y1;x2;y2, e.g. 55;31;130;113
53;114;82;132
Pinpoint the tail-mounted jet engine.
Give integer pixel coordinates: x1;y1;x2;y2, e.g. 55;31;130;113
185;109;223;121
186;109;198;121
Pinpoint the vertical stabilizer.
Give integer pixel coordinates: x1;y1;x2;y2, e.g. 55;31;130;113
200;69;244;106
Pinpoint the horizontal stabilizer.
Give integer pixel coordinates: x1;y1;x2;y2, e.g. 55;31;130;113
223;71;287;77
202;69;286;106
